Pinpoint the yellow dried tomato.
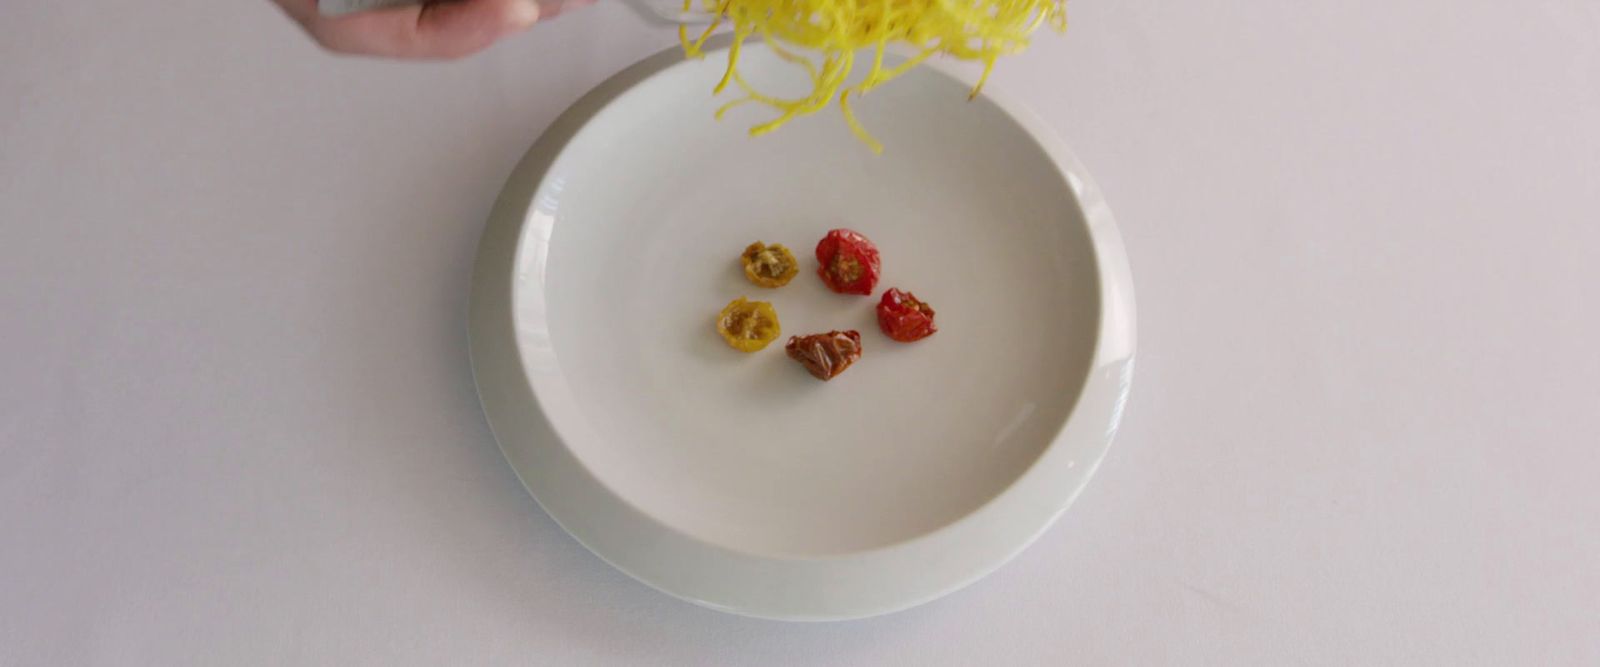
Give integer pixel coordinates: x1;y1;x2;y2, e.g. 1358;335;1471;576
740;241;799;288
716;297;781;352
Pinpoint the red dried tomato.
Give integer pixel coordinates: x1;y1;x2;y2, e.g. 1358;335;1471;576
876;288;937;342
785;330;863;381
814;229;881;295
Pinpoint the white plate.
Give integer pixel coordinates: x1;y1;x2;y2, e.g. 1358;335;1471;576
469;38;1135;621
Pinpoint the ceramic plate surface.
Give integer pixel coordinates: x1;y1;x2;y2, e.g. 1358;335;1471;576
469;38;1135;620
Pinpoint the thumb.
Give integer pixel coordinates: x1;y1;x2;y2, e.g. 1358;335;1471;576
414;0;543;57
310;0;544;60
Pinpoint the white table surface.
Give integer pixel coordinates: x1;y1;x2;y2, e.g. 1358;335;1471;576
4;1;1598;664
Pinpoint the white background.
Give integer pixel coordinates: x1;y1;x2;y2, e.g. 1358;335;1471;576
4;1;1597;664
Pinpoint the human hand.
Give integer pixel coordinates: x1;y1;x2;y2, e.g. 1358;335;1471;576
272;0;590;60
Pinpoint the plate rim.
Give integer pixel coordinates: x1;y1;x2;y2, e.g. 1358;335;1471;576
468;36;1137;621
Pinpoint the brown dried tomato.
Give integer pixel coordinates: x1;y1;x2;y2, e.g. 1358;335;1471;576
785;330;863;381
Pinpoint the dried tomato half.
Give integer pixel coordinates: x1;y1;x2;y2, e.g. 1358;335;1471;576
876;288;937;342
814;229;881;295
740;241;799;288
716;297;781;352
785;330;863;381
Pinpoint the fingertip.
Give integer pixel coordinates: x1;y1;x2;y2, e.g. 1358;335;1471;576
535;0;598;20
508;0;542;29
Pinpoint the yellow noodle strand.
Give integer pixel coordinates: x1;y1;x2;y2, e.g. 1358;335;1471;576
839;90;883;153
682;0;1065;151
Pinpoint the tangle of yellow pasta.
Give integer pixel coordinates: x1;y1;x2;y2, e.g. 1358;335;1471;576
679;0;1066;152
